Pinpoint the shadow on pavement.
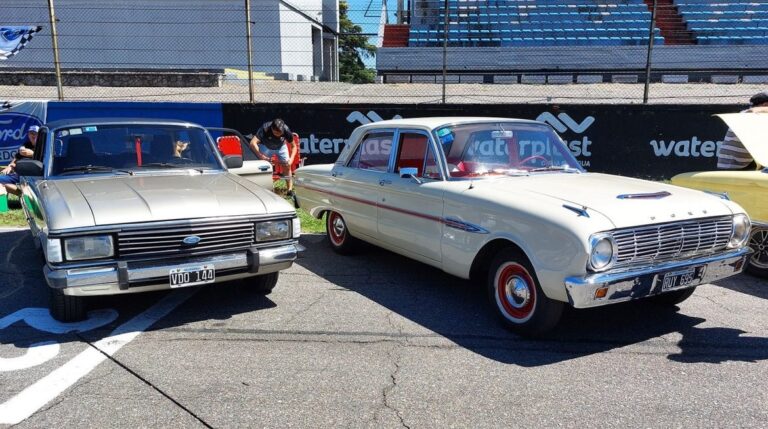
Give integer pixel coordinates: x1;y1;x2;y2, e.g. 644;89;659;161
0;228;276;348
296;234;768;366
712;273;768;301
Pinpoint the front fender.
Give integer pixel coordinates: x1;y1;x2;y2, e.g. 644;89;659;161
441;195;614;303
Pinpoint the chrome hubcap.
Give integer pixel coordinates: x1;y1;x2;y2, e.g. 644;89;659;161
504;276;530;309
749;228;768;269
332;216;346;238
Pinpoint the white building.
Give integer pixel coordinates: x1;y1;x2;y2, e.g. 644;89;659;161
0;0;339;81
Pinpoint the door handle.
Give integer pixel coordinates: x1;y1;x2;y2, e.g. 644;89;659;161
379;179;392;186
259;165;269;172
332;171;343;177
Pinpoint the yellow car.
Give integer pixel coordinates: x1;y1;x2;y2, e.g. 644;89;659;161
672;113;767;278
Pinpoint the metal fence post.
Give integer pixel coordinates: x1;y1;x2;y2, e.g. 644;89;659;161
245;0;255;103
46;0;64;100
441;0;448;104
643;0;658;104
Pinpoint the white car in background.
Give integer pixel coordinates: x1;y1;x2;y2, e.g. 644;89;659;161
295;117;751;336
209;128;273;189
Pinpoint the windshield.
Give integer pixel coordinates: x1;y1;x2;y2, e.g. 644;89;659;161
435;122;583;178
49;124;221;176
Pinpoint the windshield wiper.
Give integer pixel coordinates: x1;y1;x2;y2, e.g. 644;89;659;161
60;165;114;174
139;162;183;169
529;165;581;173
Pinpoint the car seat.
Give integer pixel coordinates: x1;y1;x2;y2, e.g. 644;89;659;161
149;134;175;162
61;136;96;169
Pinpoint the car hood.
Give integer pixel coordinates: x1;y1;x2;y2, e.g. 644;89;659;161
42;173;291;230
717;113;768;167
468;173;735;229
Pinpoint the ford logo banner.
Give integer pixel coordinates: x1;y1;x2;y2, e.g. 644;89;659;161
0;112;43;165
182;235;202;246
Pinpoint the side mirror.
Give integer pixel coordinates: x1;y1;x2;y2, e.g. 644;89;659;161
15;159;44;177
399;167;418;178
224;155;243;169
399;167;421;183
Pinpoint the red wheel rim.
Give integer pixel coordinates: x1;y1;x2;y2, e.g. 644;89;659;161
495;262;536;322
328;212;346;246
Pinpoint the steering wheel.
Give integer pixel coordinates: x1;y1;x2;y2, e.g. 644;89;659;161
516;155;549;168
169;157;195;165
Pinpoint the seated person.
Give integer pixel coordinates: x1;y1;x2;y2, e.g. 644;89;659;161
0;125;38;195
173;140;189;158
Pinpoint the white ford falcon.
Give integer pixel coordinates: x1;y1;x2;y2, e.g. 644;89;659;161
294;117;751;336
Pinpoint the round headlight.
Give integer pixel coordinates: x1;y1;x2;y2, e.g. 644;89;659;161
589;235;616;271
728;214;751;248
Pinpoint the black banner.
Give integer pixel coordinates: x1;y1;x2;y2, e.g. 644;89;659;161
222;103;745;180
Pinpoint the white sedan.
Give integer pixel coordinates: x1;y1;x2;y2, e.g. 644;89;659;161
294;117;751;336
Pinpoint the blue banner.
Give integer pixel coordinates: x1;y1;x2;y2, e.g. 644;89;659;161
47;102;224;128
0;101;46;166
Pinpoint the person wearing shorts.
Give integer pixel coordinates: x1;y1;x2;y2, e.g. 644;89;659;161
249;118;296;196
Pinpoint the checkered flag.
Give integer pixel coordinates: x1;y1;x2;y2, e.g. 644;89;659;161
0;26;43;60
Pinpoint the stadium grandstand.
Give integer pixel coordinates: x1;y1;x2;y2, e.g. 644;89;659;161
377;0;768;84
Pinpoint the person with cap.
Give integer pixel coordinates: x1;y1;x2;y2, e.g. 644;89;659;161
0;124;39;195
717;91;768;170
248;118;297;197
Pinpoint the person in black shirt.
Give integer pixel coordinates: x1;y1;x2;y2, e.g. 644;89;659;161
248;118;297;196
1;124;38;195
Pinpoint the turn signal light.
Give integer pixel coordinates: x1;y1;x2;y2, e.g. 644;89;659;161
594;287;608;299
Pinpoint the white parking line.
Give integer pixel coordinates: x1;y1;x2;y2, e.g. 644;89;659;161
0;288;195;425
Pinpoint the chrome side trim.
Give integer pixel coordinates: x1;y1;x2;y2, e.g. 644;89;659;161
563;204;589;218
443;217;489;234
616;191;671;200
565;247;751;309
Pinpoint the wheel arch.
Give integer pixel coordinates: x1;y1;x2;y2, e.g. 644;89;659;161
470;238;533;282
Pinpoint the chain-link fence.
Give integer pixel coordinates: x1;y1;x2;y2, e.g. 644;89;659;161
1;0;766;104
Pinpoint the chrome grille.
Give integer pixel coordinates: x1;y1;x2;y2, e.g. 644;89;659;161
118;219;255;258
612;216;733;267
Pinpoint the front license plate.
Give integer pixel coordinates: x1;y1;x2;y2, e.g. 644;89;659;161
169;265;215;288
659;266;705;291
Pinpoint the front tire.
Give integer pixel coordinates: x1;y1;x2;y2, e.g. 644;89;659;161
648;287;696;306
487;248;563;337
49;288;86;322
250;272;279;295
326;211;358;254
746;226;768;278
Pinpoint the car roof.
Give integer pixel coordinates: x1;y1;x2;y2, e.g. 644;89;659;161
44;117;204;130
361;116;543;130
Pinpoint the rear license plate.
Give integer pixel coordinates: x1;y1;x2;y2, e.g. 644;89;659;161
659;266;705;291
169;265;215;288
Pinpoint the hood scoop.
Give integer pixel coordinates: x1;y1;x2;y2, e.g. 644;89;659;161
616;191;671;200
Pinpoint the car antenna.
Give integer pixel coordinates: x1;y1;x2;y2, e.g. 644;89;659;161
468;180;474;190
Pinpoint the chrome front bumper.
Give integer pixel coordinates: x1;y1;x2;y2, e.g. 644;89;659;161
565;247;751;309
44;243;303;297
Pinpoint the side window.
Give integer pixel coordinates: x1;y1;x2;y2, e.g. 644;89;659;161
423;145;441;179
347;131;394;171
395;132;442;180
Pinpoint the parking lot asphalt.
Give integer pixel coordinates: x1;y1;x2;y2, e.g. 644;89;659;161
1;228;767;428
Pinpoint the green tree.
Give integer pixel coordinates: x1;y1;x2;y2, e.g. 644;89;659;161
339;0;376;83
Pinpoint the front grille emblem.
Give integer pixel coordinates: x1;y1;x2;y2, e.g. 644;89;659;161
182;235;201;246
